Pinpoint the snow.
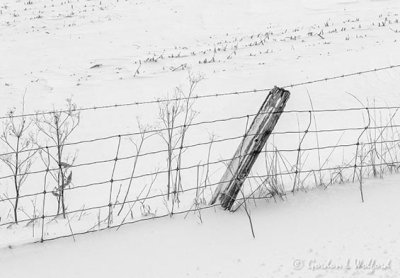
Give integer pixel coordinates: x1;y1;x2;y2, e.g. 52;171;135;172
2;175;400;278
1;0;400;276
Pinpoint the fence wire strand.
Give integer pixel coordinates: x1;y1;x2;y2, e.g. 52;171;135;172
1;63;400;246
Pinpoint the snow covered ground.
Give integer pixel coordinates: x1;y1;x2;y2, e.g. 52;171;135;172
1;0;400;276
1;0;399;111
2;175;400;278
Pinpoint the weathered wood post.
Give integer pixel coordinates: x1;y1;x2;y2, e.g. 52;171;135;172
210;86;290;210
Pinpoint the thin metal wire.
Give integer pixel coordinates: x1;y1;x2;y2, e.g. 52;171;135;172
1;117;399;182
1;64;399;121
1;134;399;206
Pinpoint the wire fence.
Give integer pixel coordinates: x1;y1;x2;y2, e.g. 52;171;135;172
1;64;400;246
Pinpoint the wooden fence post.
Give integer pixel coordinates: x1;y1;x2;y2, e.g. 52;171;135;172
210;86;290;210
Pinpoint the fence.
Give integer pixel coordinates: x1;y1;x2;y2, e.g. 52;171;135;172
0;64;400;246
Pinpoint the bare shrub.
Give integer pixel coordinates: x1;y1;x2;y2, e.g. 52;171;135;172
35;99;80;218
158;72;202;211
0;99;37;223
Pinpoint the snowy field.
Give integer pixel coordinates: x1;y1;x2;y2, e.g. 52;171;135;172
1;0;400;277
2;176;400;278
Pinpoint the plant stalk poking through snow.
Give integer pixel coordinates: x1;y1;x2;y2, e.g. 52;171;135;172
0;98;37;224
359;145;365;203
118;122;154;216
36;99;80;218
158;72;202;208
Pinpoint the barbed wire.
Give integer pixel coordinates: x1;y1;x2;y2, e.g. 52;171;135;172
1;105;399;159
1;120;399;182
1;138;399;243
1;132;399;207
1;64;399;121
1;157;398;237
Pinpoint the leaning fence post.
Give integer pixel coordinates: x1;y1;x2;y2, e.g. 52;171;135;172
210;86;290;210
